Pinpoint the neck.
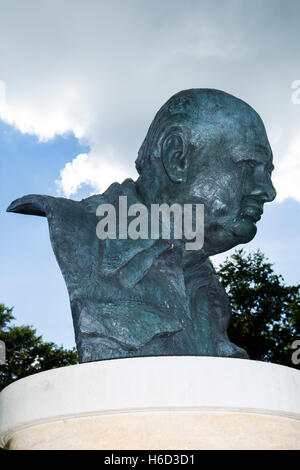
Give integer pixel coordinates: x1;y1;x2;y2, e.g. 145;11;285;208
135;174;164;206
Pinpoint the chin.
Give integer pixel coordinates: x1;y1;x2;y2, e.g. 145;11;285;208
231;218;258;244
204;218;258;255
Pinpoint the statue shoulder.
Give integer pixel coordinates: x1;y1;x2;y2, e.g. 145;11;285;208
6;179;137;217
6;194;82;217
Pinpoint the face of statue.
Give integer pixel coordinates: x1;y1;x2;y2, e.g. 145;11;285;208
182;111;276;255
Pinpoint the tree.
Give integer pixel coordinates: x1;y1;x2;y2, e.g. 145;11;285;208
217;249;300;369
0;304;78;391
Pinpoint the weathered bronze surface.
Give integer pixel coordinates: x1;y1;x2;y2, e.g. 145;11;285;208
7;89;276;362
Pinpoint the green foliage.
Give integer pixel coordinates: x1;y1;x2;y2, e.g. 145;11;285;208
216;249;300;369
0;304;14;330
0;304;78;391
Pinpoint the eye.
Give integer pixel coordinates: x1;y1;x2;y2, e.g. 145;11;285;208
236;159;259;171
238;159;257;170
246;160;257;169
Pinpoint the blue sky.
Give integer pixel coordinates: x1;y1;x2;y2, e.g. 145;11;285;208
1;0;299;349
1;121;90;347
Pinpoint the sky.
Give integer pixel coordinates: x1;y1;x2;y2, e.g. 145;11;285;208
0;0;299;349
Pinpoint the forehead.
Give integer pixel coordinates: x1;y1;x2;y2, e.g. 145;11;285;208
189;96;274;167
229;120;273;166
211;107;273;165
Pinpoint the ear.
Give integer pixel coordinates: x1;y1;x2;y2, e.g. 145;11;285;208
161;131;188;183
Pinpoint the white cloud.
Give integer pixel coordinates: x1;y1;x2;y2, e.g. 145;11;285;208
0;79;87;141
0;0;299;200
0;80;5;108
0;0;251;197
56;150;135;198
273;135;300;203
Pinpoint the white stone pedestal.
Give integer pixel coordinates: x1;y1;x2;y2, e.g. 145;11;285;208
0;356;300;450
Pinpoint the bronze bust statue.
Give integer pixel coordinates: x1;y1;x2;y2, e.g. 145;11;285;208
7;89;276;362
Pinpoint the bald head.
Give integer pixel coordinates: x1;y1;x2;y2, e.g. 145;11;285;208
136;88;266;174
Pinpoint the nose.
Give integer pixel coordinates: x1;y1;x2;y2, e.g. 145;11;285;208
251;176;277;203
262;177;276;202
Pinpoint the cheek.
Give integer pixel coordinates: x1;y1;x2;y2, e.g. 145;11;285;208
211;173;243;206
188;167;244;216
208;180;244;222
210;197;228;218
210;191;239;218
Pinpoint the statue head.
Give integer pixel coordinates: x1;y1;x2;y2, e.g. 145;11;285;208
135;89;276;256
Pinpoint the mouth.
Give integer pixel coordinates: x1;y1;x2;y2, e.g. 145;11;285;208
239;199;264;223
